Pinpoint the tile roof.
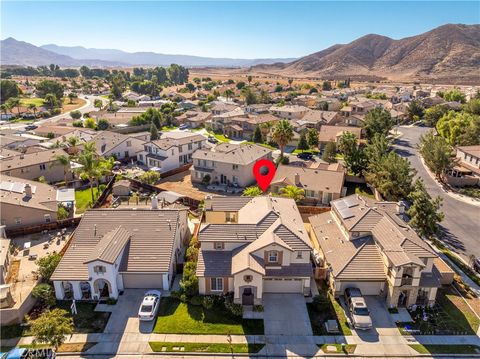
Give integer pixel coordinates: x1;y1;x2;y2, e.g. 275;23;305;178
318;125;362;143
51;209;185;281
271;163;345;195
0;149;68;171
192;143;272;165
84;226;131;264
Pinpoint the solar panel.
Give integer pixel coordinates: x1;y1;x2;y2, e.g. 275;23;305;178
336;199;348;209
344;197;358;208
0;181;13;191
11;182;25;193
338;208;354;219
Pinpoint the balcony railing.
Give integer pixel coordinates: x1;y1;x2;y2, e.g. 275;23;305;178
401;277;413;286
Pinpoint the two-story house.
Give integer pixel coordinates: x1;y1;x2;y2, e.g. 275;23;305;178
138;132;206;173
51;208;190;300
445;145;480;187
309;195;443;308
190;143;272;187
270;163;346;205
90;131;145;161
269;105;308;120
197;196;313;305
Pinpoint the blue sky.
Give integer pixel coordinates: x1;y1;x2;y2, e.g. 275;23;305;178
1;1;479;58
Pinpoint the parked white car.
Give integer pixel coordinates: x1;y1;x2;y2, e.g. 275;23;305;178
138;290;162;321
344;287;372;330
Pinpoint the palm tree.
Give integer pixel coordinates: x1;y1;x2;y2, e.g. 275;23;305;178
44;93;57;108
6;97;21;117
259;121;273;142
223;89;234;101
272;120;294;160
0;103;12;118
67;136;80;155
76;151;100;205
28;103;37;118
54;154;71;186
279;185;305;202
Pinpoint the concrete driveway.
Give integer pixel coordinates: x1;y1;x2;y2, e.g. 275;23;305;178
352;296;401;342
104;289;156;334
263;293;313;336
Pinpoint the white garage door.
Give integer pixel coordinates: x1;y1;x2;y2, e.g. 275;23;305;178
122;273;164;289
263;278;303;293
340;281;384;295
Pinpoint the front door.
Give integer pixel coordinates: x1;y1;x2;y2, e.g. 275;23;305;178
220;174;227;184
242;288;254;305
398;290;408;307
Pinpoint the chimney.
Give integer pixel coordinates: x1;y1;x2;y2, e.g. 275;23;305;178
151;196;159;210
397;201;405;214
294;173;300;185
24;183;32;197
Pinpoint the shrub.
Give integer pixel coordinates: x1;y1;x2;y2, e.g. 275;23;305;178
36;253;62;281
169;290;182;300
72;120;83;127
138;170;161;184
32;283;56;307
190;295;203;306
106;298;117;305
224;300;243;317
179;293;188;303
253;305;264;312
202;295;214;310
186;246;199;262
180;261;198;297
70;110;82;119
57;206;69;220
97;118;110;130
201;174;211;185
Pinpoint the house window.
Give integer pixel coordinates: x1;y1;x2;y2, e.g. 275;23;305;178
214;242;224;250
225;212;236;222
171;149;174;155
15;217;21;225
179;145;183;153
124;151;129;158
232;164;239;170
244;275;253;283
306;190;315;198
268;251;278;263
211;277;223;292
39;164;46;171
296;251;303;259
188;143;192;150
44;214;51;223
94;265;106;274
126;141;132;147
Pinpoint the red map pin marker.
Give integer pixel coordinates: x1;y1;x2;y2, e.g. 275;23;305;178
253;159;276;192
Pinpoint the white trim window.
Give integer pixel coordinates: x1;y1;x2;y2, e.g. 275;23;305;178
211;277;223;292
94;265;107;274
268;251;278;263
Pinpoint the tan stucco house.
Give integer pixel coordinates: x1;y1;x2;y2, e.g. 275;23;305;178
197;196;313;305
309;195;442;308
191;143;272;188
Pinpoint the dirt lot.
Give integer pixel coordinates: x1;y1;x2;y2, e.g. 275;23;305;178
157;170;239;201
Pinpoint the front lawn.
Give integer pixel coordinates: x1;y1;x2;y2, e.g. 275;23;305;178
149;342;264;353
245;141;277;150
397;287;480;335
153;297;264;335
1;301;109;339
292;149;320;155
161;125;178;131
409;344;480;354
20;98;45;107
75;187;100;214
307;281;352;335
56;301;110;333
20;342;96;353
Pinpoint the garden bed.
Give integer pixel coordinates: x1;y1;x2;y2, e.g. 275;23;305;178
149;342;264;353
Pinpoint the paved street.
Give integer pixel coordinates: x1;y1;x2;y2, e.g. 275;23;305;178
393;125;480;261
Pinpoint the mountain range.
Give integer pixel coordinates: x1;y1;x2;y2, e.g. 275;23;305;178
1;24;479;83
0;38;295;68
251;24;480;83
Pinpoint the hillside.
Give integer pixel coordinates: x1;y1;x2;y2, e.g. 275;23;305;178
251;24;480;83
40;44;296;67
0;38;122;67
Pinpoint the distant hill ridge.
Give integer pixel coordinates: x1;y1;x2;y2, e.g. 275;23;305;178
251;24;480;82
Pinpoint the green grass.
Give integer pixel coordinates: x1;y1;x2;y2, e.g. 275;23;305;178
245;141;277;150
153;297;264;335
345;183;375;199
409;344;480;354
75;187;100;214
308;281;352;336
161;125;178;131
20;342;96;353
20;97;45;107
458;186;480;199
1;302;109;340
293;149;319;155
149;342;264;353
441;248;480;286
397;287;479;335
319;344;356;354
